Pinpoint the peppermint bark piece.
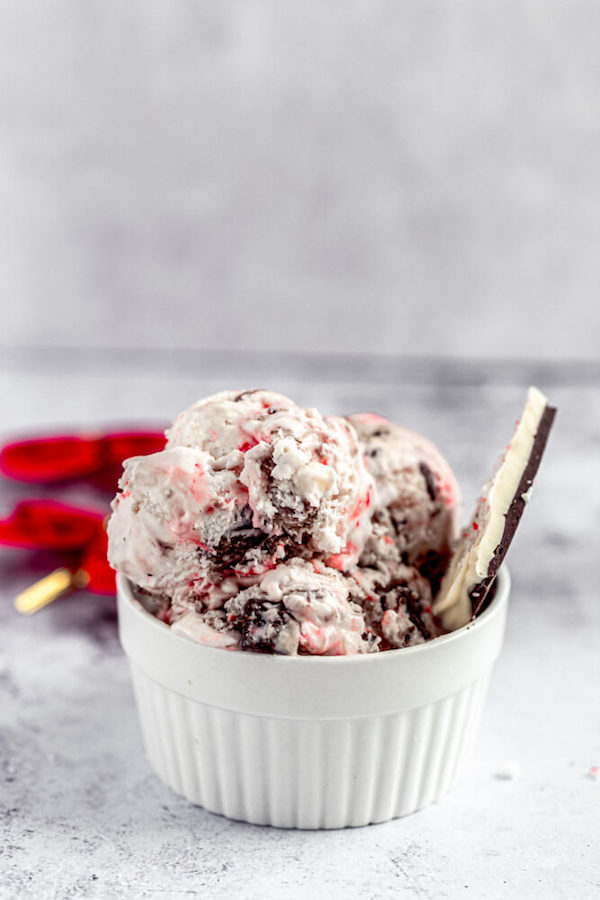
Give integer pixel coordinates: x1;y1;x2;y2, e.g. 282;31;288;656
433;387;556;631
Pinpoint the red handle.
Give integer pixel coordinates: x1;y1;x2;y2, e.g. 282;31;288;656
79;529;116;595
0;499;117;595
0;430;165;485
0;436;102;482
0;500;106;550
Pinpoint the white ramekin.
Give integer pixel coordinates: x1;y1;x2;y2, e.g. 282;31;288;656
117;568;510;829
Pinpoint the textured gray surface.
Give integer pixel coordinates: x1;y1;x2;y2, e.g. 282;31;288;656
1;355;599;899
1;1;600;359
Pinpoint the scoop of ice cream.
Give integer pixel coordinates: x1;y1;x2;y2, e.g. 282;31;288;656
169;559;378;656
347;413;461;587
107;446;247;610
167;390;373;560
108;390;374;610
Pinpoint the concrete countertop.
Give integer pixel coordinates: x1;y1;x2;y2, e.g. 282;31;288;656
1;354;598;899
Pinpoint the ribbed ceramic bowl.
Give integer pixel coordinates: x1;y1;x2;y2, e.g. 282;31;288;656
117;568;510;829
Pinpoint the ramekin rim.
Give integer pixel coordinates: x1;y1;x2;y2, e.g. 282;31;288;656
117;566;510;665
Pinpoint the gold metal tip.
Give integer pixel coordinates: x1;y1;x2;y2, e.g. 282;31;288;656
14;568;90;615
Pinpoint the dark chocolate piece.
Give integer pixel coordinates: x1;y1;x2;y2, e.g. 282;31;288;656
233;389;263;402
226;593;295;654
401;585;433;641
419;461;437;502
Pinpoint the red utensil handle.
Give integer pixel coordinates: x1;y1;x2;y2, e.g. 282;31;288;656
0;500;105;550
0;430;165;484
80;529;116;595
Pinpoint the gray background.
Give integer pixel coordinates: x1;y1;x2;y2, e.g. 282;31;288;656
1;0;599;361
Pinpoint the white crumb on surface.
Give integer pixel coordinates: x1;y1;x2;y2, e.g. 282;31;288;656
494;761;522;781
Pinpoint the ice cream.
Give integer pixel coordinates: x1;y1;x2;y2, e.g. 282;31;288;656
165;390;373;559
176;559;378;656
348;414;461;589
108;387;553;656
108;390;455;653
108;390;374;618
